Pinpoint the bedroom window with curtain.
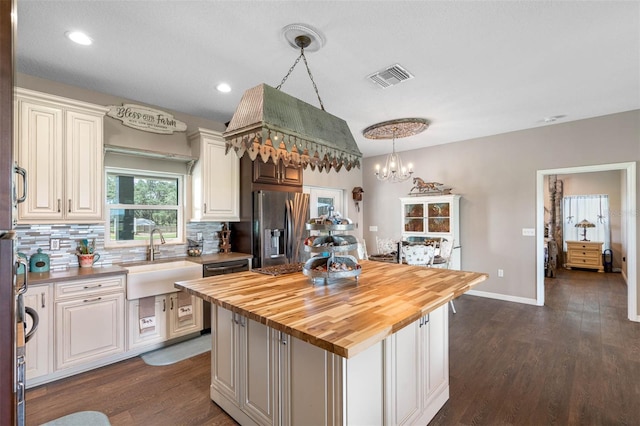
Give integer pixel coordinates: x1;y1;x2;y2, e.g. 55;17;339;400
562;194;610;251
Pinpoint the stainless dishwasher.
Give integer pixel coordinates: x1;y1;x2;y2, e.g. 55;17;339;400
202;258;251;331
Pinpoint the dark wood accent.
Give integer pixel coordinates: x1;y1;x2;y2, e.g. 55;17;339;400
0;0;13;231
240;155;302;195
252;157;302;188
0;0;15;425
25;269;639;425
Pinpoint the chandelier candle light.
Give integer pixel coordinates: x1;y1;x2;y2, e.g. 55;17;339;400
363;118;429;183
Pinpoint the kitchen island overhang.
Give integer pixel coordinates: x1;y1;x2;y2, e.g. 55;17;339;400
175;260;487;425
175;259;488;359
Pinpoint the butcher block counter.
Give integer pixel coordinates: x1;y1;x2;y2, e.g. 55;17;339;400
175;260;488;426
176;259;487;358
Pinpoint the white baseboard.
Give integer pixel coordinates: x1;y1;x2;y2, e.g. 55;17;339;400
465;289;540;306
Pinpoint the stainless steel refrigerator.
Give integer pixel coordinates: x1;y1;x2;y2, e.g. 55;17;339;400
231;191;309;268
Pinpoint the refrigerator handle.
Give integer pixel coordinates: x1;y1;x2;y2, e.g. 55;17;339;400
285;200;293;263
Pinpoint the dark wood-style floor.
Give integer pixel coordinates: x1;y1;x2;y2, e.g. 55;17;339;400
26;268;639;425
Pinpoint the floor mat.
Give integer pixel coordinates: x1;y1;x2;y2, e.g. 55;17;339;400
141;334;211;366
40;411;110;425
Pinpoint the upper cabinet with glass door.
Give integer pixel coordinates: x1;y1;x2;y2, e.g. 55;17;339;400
400;194;461;268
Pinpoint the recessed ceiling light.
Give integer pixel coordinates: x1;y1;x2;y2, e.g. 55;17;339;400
216;83;231;93
65;31;92;46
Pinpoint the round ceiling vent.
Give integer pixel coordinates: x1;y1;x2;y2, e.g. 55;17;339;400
281;23;325;52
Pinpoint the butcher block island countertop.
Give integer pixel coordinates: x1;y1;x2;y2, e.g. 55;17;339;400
176;259;488;359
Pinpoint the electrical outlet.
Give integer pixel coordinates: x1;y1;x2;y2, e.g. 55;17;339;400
522;228;535;236
50;238;60;250
369;225;378;232
497;269;504;278
196;232;203;241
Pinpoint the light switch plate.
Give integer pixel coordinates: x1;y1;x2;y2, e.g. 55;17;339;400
369;225;378;232
522;228;535;236
50;238;60;250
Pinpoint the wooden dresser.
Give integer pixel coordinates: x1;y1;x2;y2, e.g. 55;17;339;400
565;241;604;272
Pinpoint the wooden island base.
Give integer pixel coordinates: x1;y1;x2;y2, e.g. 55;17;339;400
176;260;488;426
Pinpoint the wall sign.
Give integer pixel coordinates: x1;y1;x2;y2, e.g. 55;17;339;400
107;104;187;134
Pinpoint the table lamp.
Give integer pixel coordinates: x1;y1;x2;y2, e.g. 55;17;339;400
575;219;595;241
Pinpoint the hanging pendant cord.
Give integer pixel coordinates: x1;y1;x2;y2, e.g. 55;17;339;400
276;46;326;111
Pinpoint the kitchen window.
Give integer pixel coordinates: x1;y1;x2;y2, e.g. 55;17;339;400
105;168;184;247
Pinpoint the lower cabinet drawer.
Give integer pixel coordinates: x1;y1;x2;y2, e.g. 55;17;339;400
55;275;125;299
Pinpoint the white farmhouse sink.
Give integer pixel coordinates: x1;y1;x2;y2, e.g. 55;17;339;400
126;260;202;300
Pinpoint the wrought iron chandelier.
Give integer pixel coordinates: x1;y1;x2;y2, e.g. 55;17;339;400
363;118;429;183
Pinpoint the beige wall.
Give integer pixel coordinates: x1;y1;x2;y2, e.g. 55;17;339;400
363;110;639;306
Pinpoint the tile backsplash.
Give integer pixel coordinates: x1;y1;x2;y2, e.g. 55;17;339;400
16;222;226;271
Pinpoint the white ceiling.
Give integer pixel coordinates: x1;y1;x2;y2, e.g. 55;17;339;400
15;1;640;158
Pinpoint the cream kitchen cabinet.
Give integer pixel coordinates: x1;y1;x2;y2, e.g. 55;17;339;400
23;284;52;382
211;304;279;426
167;291;203;338
54;275;125;371
127;295;168;350
128;292;202;351
210;304;451;426
190;128;240;222
15;88;108;223
385;304;449;425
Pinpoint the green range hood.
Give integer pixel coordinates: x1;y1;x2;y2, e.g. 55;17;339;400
222;83;362;172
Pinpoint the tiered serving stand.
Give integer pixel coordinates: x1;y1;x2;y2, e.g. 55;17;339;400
302;222;361;284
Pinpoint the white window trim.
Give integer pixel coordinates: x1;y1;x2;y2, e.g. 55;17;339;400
104;167;186;248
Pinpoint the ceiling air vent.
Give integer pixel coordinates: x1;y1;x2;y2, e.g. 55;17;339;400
367;63;414;89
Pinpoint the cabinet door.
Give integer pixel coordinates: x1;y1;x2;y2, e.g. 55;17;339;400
253;160;280;185
242;317;279;426
386;320;422;425
424;305;449;403
55;292;125;370
127;295;167;350
17;99;64;221
426;202;451;233
280;335;334;426
403;202;425;233
253;160;302;187
168;292;202;338
65;109;103;221
24;285;51;381
279;163;302;186
201;137;240;221
212;305;240;404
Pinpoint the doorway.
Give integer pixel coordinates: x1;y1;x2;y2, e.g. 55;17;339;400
536;162;637;321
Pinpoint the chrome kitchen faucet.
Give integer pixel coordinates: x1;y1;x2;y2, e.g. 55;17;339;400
149;227;166;261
